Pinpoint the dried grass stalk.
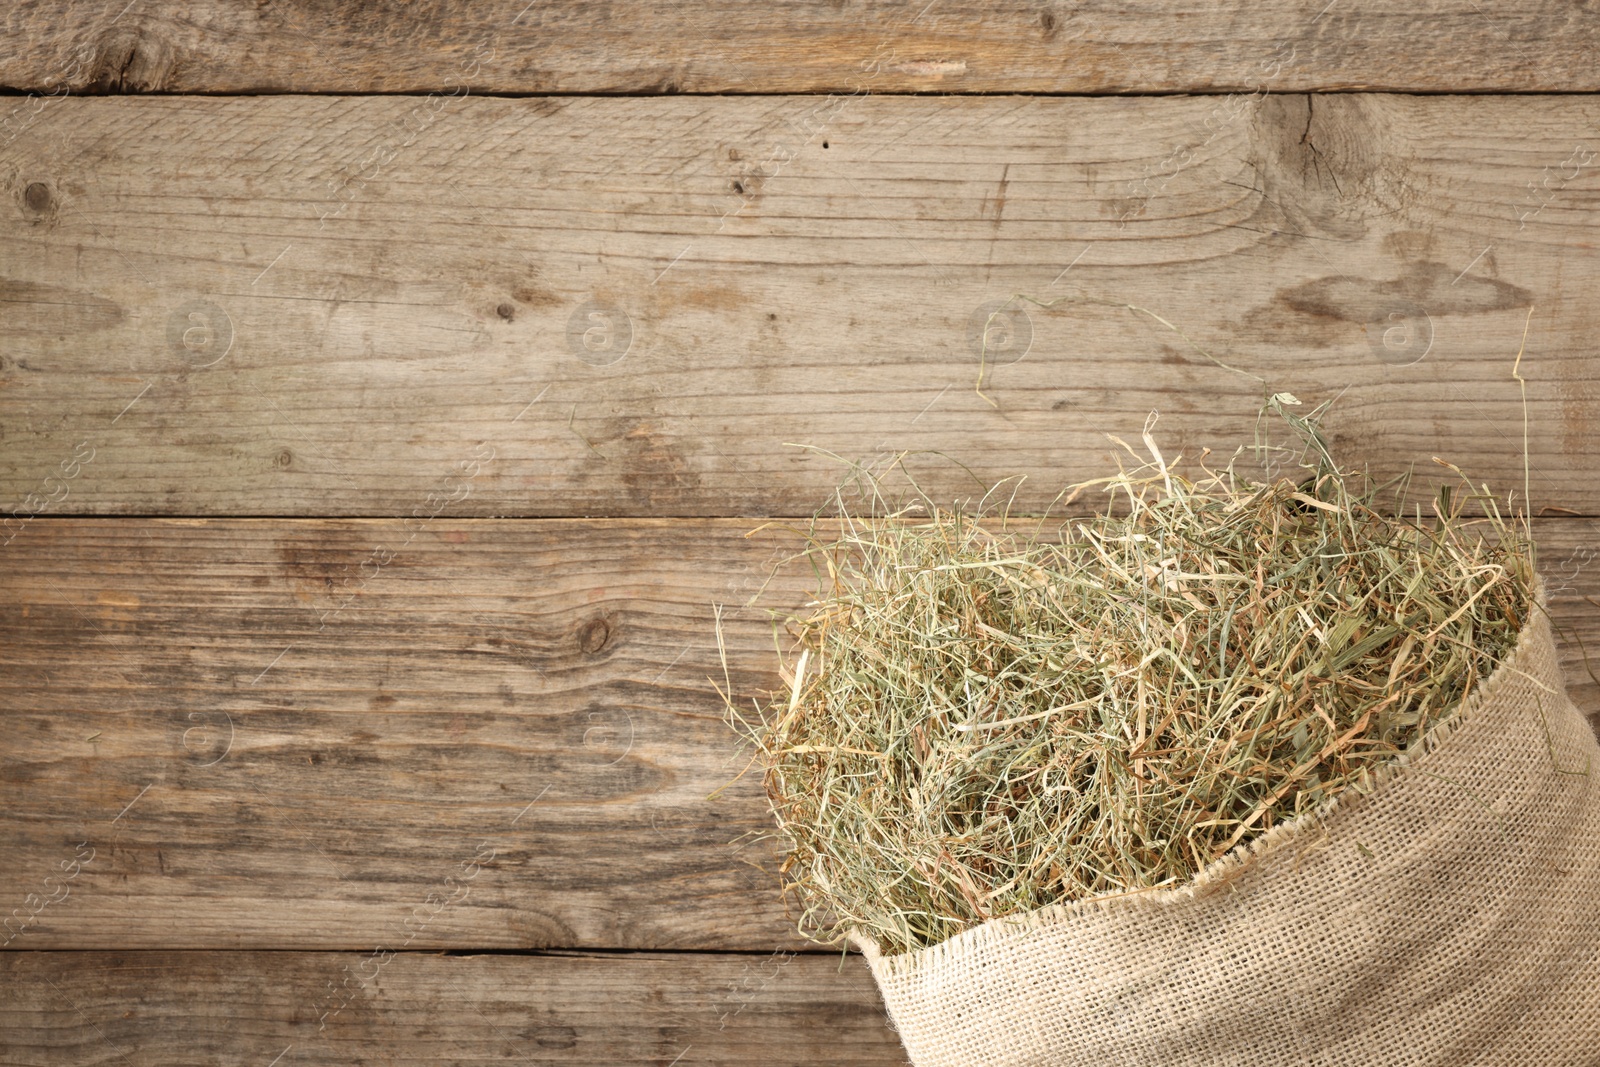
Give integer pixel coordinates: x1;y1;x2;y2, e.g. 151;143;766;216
721;403;1535;956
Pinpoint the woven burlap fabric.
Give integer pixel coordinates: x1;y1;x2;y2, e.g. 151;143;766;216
850;588;1600;1066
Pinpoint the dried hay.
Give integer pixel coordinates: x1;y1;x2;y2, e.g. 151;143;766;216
719;399;1535;955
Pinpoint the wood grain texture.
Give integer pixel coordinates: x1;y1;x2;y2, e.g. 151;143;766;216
0;949;904;1065
2;93;1597;518
3;517;1596;952
1;1;1599;94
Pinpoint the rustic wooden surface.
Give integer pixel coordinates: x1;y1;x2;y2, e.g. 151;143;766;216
2;94;1597;517
3;517;1595;954
2;1;1599;94
4;7;1599;1061
0;949;904;1065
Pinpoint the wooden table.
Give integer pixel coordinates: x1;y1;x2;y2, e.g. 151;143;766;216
2;3;1597;1062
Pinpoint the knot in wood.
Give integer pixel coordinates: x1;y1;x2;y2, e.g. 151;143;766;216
578;616;612;655
23;182;52;213
88;27;176;92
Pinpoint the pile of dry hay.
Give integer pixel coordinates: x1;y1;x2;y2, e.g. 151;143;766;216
721;404;1535;956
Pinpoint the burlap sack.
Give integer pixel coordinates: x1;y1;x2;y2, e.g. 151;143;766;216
850;583;1600;1066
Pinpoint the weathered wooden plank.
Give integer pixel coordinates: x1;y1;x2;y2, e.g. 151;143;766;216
2;93;1596;517
2;1;1598;95
0;949;903;1065
3;517;1596;951
0;519;793;952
